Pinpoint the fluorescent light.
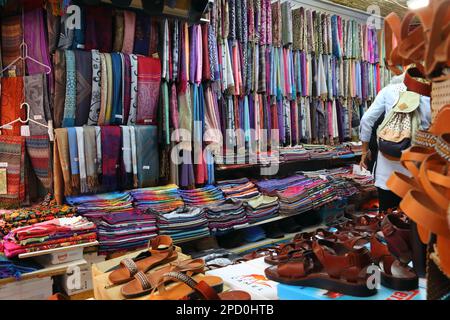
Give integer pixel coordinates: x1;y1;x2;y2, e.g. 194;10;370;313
407;0;430;9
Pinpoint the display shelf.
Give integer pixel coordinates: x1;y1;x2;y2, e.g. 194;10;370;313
18;241;99;259
230;224;325;255
0;259;87;286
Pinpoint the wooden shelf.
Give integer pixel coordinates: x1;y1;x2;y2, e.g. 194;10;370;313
18;241;99;259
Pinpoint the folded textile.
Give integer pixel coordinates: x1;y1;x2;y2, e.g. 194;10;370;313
205;199;249;233
131;184;184;213
179;185;225;208
66;191;134;218
25;136;52;190
0;254;42;280
216;178;261;200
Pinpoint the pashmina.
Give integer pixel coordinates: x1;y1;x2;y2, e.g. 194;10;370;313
25;136;52;190
1;77;24;136
83;126;99;193
54;128;72;196
134;12;151;55
1;15;24;77
24;74;51;136
58;13;74;50
113;10;125;52
74;50;92;126
85;6;113;52
136;56;161;125
62;50;76;128
111;53;123;125
127;54;138;125
67;127;80;194
0;136;26;208
75;127;88;194
120;126;133;190
53;50;66;128
122;11;136;54
101;126;121;192
88;50;101;125
135;126;159;188
122;54;131;125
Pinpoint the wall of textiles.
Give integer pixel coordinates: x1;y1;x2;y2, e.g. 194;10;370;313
0;0;391;207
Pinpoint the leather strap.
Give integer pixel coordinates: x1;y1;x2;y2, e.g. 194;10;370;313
120;258;139;276
435;133;450;162
419;153;450;211
403;68;432;97
381;214;412;263
387;171;421;198
134;271;152;291
384;13;404;75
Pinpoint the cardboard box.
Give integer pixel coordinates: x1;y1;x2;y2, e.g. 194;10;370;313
35;247;84;266
59;263;93;296
0;277;53;300
206;258;278;300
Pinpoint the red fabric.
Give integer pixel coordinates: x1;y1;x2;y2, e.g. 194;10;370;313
1;77;25;136
136;56;162;125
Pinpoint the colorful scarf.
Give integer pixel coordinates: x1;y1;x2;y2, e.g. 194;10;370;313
67;127;80;194
122;11;136;54
1;15;24;77
111;53;123;125
136;56;161;125
54;128;72;197
113;10;125;52
24;74;50;136
88;50;101;125
74;50;92;126
53;50;66;128
120;126;133;190
122;54;131;125
25;136;52;190
0;136;26;208
83;126;98;193
1;77;24;136
75;127;87;194
101;126;121;192
127;54;138;125
62;50;76;127
135;126;159;188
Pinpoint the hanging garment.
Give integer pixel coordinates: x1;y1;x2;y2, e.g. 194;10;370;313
98;53;108;125
113;10;125;52
75;127;88;194
105;53;114;124
83;126;99;193
88;50;101;125
85;6;113;52
134;12;151;55
67;127;80;194
120;126;133;190
101;126;121;192
25;136;52;191
54;128;72;196
281;1;293;46
0;136;26;208
1;77;24;136
72;5;85;50
53;50;66;128
127;54;138;125
135;125;159;188
122;11;136;54
62;50;77;127
23;8;52;84
74;50;92;126
136;56;161;125
95;126;102;176
57;13;74;50
170;84;180;141
271;1;282;47
1;15;24;77
24;74;51;136
46;1;60;55
122;54;131;125
111;53;123;125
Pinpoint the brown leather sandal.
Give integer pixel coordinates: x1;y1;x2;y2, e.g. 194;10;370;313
120;258;205;299
108;235;178;286
265;240;376;297
264;241;312;265
242;247;277;261
370;236;418;291
148;272;251;300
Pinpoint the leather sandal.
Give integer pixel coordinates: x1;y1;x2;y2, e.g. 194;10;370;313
265;240;376;297
264;241;312;265
370;236;418;291
108;235;178;286
120;259;205;299
148;272;251;300
242;247;277;261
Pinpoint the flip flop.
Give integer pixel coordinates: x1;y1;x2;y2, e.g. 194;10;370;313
108;235;178;286
121;258;205;299
148;272;251;300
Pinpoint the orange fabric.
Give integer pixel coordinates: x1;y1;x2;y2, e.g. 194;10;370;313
1;77;25;136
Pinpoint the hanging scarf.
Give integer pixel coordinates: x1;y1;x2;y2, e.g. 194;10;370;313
95;126;102;176
111;53;123;125
1;15;24;77
62;50;76;127
127;54;138;125
85;6;113;52
134;12;151;55
75;127;87;193
54;128;72;196
120;126;133;190
83;126;98;193
122;11;136;54
72;6;85;50
101;126;121;192
46;1;60;54
136;56;161;125
67;127;80;194
88;50;101;125
74;50;92;126
24;74;50;136
1;77;24;136
271;1;282;47
148;21;160;56
53;50;66;128
122;54;131;125
130;126;138;188
105;53;114;124
161;81;170;145
113;10;125;52
25;136;52;191
0;136;26;208
172;20;180;81
98;53;108;125
24;8;52;85
135;125;159;188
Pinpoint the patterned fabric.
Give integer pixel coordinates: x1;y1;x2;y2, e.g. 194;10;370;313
25;136;52;190
271;1;282;47
134;12;151;55
63;50;76;127
111;53;123;125
1;15;24;77
122;54;132;125
83;126;99;193
113;10;125;52
136;56;161;125
74;50;93;126
122;11;136;54
24;74;51;136
53;50;66;128
1;77;24;136
101;126;121;192
57;13;74;50
54;128;72;196
0;136;26;208
67;127;80;194
135;125;159;188
127;54;138;125
88;50;101;125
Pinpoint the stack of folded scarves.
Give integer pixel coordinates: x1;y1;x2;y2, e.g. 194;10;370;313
0;254;42;279
255;175;307;195
179;185;225;207
156;206;210;243
0;197;77;237
1;217;97;258
244;194;280;223
130;184;185;213
205;199;249;233
216;178;261;200
95;211;157;254
65;192;134;218
280;146;311;161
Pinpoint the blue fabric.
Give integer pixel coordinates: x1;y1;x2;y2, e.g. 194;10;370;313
67;127;79;175
111;53;123;125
